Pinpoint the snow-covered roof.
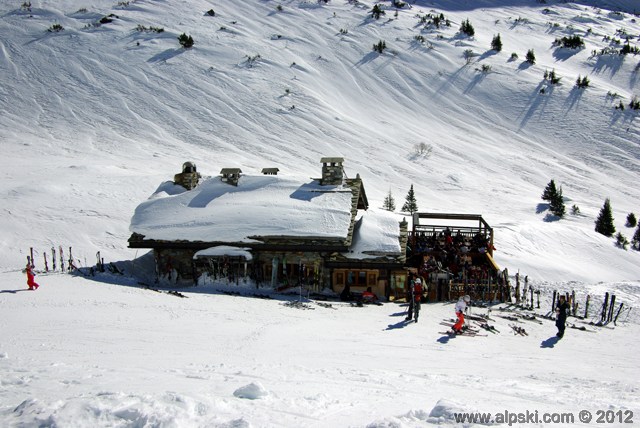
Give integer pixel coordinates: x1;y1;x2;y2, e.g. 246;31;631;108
346;210;404;259
130;173;404;256
129;174;356;243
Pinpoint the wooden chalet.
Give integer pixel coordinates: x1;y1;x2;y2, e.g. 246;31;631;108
128;158;408;298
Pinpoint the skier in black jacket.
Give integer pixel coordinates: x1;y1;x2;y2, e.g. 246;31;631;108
555;295;570;338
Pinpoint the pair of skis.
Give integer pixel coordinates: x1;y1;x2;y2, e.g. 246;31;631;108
439;320;487;337
474;320;500;334
510;324;528;336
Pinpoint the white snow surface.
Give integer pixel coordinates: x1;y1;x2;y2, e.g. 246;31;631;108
2;0;640;426
130;175;355;242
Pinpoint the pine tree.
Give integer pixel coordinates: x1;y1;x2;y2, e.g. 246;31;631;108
595;198;616;237
632;225;640;250
625;213;637;228
371;4;385;20
525;49;536;64
383;190;396;212
615;232;629;250
549;186;565;218
491;34;502;52
541;179;558;201
401;184;418;214
459;19;475;37
178;33;194;48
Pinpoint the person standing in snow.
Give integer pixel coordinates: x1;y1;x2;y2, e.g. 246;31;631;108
452;295;470;334
555;295;570;338
24;263;39;290
406;276;423;322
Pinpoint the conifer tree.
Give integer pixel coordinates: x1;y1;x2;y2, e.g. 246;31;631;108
383;190;396;212
549;186;565;218
525;49;536;64
401;184;418;214
615;232;629;250
625;213;637;228
632;225;640;250
595;198;616;237
541;179;558;201
491;34;502;52
371;4;385;20
459;19;475;37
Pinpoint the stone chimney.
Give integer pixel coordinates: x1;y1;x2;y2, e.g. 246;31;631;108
173;162;201;190
220;168;242;186
320;157;344;185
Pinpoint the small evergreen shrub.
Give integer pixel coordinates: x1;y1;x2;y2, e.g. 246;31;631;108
525;49;536;64
544;69;561;84
463;49;474;63
630;97;640;110
136;25;164;33
621;41;640;55
576;75;590;88
178;33;194;48
571;205;580;215
373;40;387;53
615;232;629;250
100;14;118;24
371;4;385;20
541;179;565;218
632;225;640;250
510;52;518;60
491;34;502;52
554;35;585;49
47;23;64;32
626;213;637;228
459;19;475;37
206;9;215;16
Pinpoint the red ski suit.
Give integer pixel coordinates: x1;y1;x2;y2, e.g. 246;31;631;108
26;266;39;290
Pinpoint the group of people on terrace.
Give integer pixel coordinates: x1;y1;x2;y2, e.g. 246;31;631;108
412;227;493;255
411;227;495;286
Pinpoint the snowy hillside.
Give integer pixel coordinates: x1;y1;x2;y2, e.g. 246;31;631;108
1;0;640;282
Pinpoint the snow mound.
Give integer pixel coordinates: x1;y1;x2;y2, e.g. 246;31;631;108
427;399;495;425
233;382;269;400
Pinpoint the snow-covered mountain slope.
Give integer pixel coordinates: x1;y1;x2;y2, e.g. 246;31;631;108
1;0;639;282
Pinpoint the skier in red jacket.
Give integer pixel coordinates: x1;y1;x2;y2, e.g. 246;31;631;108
25;264;39;290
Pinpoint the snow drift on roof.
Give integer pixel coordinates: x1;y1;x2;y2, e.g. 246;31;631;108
129;175;354;243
